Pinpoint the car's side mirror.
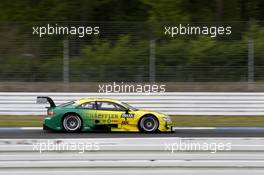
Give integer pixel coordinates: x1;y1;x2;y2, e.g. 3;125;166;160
125;109;130;114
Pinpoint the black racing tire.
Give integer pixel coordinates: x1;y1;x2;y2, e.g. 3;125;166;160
62;114;82;132
139;115;159;133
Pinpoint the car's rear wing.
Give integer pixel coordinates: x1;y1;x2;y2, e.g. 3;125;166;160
37;96;56;108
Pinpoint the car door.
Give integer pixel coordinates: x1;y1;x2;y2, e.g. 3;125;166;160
96;101;128;126
77;101;97;128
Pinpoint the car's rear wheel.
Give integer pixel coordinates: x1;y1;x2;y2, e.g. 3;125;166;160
139;115;159;133
62;114;82;132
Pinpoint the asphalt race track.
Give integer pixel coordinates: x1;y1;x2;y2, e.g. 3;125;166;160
2;127;264;139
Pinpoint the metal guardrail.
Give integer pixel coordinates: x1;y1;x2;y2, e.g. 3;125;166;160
1;138;264;175
1;92;264;115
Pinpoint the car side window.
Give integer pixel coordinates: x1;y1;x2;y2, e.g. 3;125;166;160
80;101;96;110
97;101;126;111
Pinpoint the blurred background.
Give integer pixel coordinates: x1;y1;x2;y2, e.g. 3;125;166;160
0;0;264;92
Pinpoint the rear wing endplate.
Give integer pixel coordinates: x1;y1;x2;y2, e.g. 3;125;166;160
37;96;56;108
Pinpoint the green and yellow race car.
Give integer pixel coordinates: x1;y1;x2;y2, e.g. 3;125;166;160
37;96;172;133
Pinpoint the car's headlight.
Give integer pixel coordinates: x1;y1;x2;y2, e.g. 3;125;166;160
163;115;171;122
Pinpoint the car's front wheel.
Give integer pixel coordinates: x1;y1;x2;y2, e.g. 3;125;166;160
139;115;159;133
62;114;82;132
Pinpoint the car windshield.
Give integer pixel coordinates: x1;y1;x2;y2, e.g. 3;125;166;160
121;102;138;111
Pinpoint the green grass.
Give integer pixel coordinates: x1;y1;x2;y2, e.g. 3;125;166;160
171;115;264;127
1;115;264;127
0;115;44;127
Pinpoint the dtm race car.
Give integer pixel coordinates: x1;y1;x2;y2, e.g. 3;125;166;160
37;96;172;133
